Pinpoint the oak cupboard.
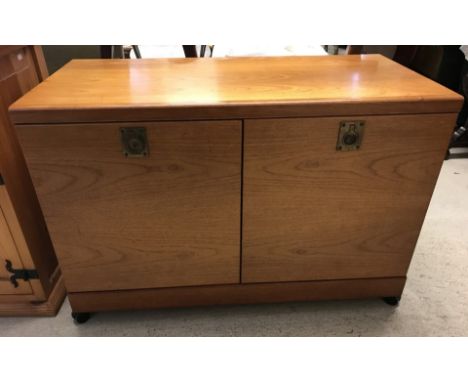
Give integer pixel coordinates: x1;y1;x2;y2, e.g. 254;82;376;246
0;46;65;316
9;55;463;323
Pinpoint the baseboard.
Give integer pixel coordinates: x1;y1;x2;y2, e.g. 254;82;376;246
68;277;406;313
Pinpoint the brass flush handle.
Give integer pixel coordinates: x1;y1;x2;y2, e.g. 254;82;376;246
120;127;149;157
336;121;365;151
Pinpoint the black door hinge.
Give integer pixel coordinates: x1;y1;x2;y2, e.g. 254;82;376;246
5;260;39;288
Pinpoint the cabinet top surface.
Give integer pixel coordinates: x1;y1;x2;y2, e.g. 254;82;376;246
10;54;463;123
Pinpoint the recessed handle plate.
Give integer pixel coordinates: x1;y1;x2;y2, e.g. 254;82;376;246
336;121;365;151
120;127;149;157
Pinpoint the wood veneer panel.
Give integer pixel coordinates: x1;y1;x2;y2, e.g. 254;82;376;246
16;120;242;292
0;275;66;316
0;46;40;108
0;184;49;299
9;55;463;124
67;277;406;313
0;190;33;295
242;114;455;283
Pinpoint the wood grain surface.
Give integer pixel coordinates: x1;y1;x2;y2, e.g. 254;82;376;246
10;54;461;312
242;114;456;283
68;277;406;313
0;183;49;300
0;46;40;108
0;275;66;316
0;187;33;295
17;120;242;292
0;46;58;298
9;55;463;124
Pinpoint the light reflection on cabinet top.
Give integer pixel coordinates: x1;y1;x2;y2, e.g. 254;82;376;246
10;54;463;124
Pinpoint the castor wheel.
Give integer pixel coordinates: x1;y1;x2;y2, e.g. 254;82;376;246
382;296;401;306
72;312;92;324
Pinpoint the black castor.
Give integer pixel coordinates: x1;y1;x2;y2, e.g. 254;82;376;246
382;296;401;306
72;312;92;324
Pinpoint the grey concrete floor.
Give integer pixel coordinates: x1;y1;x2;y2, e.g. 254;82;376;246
1;159;467;336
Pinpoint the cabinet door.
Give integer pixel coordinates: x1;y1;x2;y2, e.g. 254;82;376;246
243;114;454;283
17;120;241;292
0;186;33;295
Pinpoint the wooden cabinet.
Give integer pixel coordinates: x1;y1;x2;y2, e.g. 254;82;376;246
9;55;463;319
0;46;65;316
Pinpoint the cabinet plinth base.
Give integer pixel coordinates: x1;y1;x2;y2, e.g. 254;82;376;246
68;277;406;314
0;275;66;316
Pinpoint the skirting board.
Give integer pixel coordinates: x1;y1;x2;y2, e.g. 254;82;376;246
68;277;406;313
0;275;66;316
